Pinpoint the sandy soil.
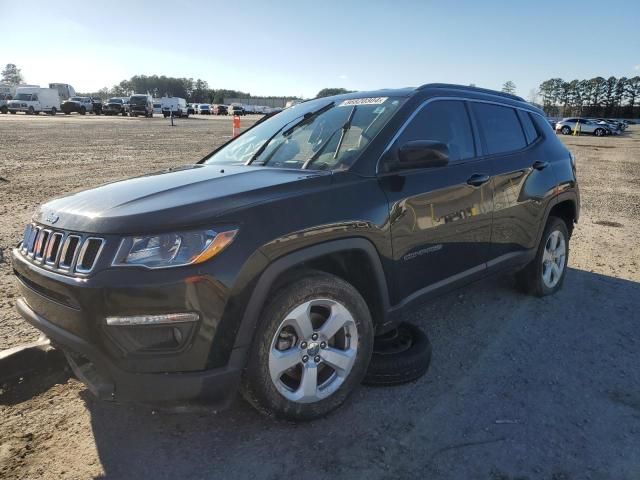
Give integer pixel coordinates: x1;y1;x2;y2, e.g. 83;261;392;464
1;116;639;479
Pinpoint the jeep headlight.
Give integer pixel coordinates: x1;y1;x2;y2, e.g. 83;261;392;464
113;228;237;269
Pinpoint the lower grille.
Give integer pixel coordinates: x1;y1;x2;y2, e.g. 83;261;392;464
20;224;105;276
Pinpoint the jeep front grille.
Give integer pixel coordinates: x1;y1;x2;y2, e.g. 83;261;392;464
20;224;104;276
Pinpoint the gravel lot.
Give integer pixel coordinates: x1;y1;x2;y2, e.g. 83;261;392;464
1;115;639;479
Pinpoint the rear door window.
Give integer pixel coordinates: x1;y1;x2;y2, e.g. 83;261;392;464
396;100;476;162
472;103;527;155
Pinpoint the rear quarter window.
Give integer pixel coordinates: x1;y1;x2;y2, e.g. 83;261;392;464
517;110;539;145
471;103;527;155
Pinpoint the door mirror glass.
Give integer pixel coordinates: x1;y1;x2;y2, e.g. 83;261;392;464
396;140;449;170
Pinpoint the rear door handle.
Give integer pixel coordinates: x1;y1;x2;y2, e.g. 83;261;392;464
467;173;490;187
532;160;549;170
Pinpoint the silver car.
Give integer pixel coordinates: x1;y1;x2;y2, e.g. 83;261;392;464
555;118;607;136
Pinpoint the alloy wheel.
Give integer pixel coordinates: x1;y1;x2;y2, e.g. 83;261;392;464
541;229;566;288
268;298;358;403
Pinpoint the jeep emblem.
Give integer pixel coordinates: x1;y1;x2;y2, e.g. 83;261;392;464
44;211;59;224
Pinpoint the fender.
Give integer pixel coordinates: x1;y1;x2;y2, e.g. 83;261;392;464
231;237;391;355
534;189;579;249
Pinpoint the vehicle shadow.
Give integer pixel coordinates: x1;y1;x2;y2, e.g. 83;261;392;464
86;267;640;479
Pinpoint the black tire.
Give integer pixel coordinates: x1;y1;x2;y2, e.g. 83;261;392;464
10;111;16;114
122;110;127;116
80;107;86;115
64;111;70;115
594;128;604;137
560;126;571;135
241;271;374;421
34;111;40;115
50;107;57;115
363;323;431;386
515;216;569;297
27;106;34;115
0;105;7;114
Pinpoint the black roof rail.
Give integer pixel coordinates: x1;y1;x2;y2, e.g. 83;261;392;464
416;83;525;102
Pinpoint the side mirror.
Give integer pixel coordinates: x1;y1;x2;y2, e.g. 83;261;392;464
395;140;449;170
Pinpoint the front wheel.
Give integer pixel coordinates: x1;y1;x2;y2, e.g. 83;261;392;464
560;126;571;135
0;105;7;114
242;271;373;421
80;107;86;115
50;107;57;115
516;216;569;296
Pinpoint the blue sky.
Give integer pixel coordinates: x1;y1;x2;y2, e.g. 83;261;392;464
2;0;638;99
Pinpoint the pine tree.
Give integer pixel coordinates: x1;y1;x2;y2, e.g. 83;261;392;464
1;64;24;85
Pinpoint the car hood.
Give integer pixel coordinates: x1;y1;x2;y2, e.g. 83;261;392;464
33;164;332;234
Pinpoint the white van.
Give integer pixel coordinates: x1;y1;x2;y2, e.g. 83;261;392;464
49;83;77;102
160;96;189;118
7;87;61;115
153;100;162;115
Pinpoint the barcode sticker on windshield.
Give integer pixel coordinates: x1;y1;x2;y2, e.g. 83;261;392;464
339;97;388;106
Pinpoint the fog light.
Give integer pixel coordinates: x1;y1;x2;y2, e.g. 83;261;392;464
105;312;199;326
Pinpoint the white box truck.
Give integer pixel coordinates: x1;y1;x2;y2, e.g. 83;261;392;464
49;83;77;102
160;96;189;118
7;86;61;115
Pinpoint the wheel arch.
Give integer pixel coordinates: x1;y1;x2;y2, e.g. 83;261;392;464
232;238;391;355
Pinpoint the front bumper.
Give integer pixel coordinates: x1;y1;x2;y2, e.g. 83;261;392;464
16;299;243;406
11;247;245;406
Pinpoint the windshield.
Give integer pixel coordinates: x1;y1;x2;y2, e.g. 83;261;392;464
107;98;122;104
14;93;32;101
203;96;404;171
130;96;148;104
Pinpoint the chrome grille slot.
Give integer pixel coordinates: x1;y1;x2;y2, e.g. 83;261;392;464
27;226;41;256
45;232;64;266
59;235;81;270
76;238;104;273
34;229;51;261
18;224;105;276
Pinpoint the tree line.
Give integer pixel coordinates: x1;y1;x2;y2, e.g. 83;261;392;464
82;75;277;104
538;76;640;118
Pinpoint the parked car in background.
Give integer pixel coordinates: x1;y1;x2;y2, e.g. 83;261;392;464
212;104;228;115
61;96;98;115
48;83;76;102
129;94;154;117
8;87;61;115
600;119;626;132
11;84;580;421
555;118;607;136
0;92;13;114
187;103;196;115
197;104;211;115
153;101;162;115
161;97;189;118
228;105;245;116
103;97;129;116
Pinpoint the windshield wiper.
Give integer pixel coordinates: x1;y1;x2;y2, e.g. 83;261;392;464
302;105;357;170
247;101;335;166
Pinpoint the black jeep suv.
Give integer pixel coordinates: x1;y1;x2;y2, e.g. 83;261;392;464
12;84;579;420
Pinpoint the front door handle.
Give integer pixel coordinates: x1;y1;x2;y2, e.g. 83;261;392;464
467;173;490;187
532;160;549;170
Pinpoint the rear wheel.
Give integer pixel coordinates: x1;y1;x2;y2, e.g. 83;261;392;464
242;271;373;421
50;107;57;115
516;216;569;297
27;106;34;115
560;126;571;135
80;107;86;115
0;105;7;114
594;128;605;137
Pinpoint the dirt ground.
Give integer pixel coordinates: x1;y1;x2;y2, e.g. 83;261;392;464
1;115;639;479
